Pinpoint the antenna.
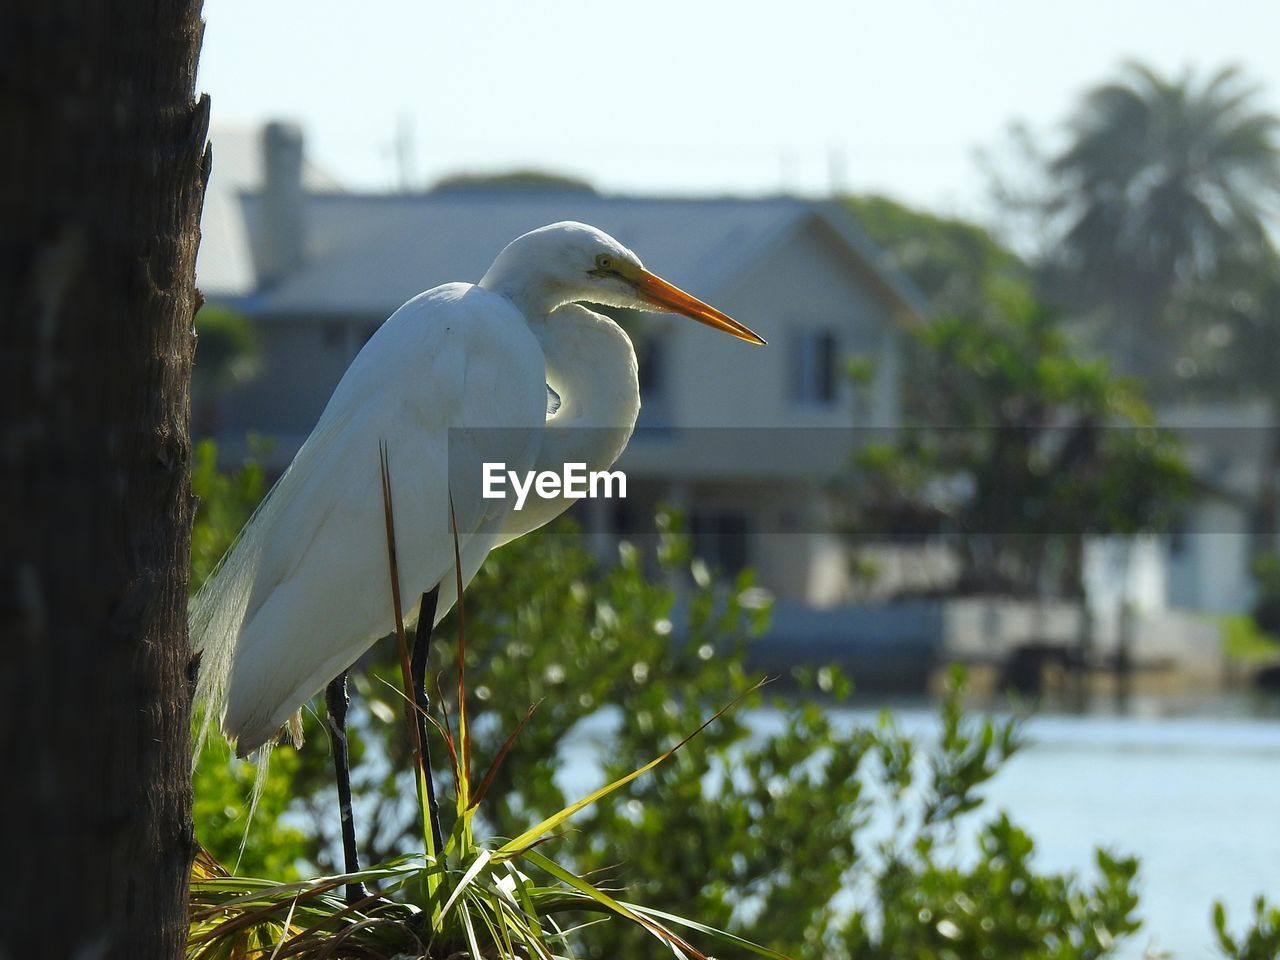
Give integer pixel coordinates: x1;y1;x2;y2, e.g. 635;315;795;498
394;112;416;193
779;147;797;195
828;143;848;197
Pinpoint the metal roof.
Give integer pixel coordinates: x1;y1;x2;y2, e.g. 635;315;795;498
197;128;927;321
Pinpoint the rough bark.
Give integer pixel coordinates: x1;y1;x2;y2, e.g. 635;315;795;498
0;2;208;957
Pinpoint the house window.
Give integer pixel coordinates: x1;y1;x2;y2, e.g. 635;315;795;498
690;509;750;576
634;334;673;432
788;330;838;406
635;335;664;398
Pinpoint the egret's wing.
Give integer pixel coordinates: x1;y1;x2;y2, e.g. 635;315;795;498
192;283;545;754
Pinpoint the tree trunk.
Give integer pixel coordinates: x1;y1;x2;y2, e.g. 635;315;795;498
0;3;208;957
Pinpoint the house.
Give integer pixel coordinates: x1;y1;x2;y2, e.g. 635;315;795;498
1159;402;1273;614
195;123;927;606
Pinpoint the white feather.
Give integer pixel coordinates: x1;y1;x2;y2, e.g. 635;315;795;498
192;282;545;756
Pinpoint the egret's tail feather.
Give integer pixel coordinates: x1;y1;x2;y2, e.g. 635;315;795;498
190;521;264;768
191;408;361;769
234;739;275;872
189;447;302;767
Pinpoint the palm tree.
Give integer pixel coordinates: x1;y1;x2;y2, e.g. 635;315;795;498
1052;61;1280;383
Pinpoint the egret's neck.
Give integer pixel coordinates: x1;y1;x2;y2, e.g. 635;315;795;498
532;303;640;457
480;257;571;320
492;302;640;544
479;256;639;441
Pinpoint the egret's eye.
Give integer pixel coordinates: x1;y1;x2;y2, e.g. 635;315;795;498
595;254;613;271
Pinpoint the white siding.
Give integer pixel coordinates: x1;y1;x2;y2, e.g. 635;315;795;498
663;217;902;433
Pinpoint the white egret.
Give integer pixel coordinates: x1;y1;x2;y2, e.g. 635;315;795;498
191;221;764;882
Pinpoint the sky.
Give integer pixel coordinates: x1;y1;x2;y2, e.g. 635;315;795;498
199;0;1280;221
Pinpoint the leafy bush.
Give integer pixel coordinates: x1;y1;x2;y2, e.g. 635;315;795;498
189;448;1150;958
194;305;262;389
189;457;783;959
1216;898;1280;960
839;287;1188;598
190;438;265;591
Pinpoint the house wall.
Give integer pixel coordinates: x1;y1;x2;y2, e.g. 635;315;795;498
212;313;379;459
662;216;903;433
1165;515;1257;614
592;475;861;605
1157;402;1272;614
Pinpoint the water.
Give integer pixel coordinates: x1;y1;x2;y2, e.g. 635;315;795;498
957;703;1280;959
559;694;1280;959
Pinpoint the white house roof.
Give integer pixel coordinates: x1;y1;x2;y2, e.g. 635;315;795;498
236;192;928;322
196;122;927;321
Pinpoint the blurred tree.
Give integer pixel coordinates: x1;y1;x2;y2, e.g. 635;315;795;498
0;1;209;957
431;169;596;193
192;304;262;437
977;120;1063;265
984;62;1280;607
1216;897;1280;960
194;305;262;390
1250;552;1280;636
842;193;1035;423
838;286;1189;598
1162;252;1280;399
190;440;265;594
844;193;1030;316
1172;260;1280;557
1050;61;1280;386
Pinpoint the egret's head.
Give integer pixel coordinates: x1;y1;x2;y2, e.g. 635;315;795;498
481;221;765;345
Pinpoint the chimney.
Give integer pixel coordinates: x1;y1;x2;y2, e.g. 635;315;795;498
259;122;305;284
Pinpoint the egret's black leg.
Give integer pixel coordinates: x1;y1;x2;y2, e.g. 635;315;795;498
325;671;367;905
412;586;445;855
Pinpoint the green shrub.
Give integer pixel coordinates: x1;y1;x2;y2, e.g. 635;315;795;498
191;447;1146;958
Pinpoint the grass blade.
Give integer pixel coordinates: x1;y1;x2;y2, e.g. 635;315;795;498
522;850;706;960
447;494;472;811
625;902;796;960
380;442;441;906
470;700;542;811
436;849;492;927
494;895;557;960
458;896;484;960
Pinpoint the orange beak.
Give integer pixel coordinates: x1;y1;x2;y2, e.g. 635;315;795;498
631;269;766;345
